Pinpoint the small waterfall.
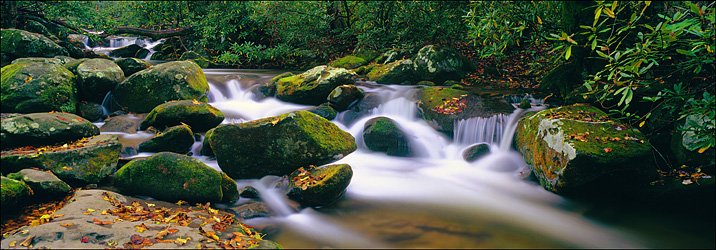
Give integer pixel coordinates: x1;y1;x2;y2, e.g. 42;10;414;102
453;114;509;146
110;37;138;48
100;91;117;115
143;38;166;61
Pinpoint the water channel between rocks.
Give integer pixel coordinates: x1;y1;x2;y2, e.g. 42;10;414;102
88;38;712;248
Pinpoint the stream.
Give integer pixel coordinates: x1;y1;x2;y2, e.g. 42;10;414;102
90;38;714;248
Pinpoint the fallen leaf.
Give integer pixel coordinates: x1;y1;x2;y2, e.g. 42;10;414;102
93;218;113;225
8;241;17;247
136;223;149;232
60;223;74;227
603;148;612;153
175;237;191;245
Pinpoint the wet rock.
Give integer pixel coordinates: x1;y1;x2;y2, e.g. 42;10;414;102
363;117;412;157
120;146;138;157
0;189;278;249
1;134;121;184
338;93;382;126
112;60;209;113
7;168;71;196
114;152;239;203
108;44;143;58
0;176;33;212
229;201;273;219
367;59;416;85
72;58;125;103
513;104;657;194
239;186;260;199
286;164;353;207
415;87;514;136
0;29;68;59
275;65;359;105
76;101;106;122
1;112;99;149
139;100;225;132
462;143;490;162
209;110;357;179
327;85;365;112
257;72;293;98
1;62;77;113
99;114;144;134
412;45;474;85
114;57;152;77
201;128;215;156
518;99;532;109
306;103;337;120
138;124;195;154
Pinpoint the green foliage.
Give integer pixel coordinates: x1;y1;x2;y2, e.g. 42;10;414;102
465;1;561;58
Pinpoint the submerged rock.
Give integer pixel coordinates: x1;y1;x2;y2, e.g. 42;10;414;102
275;65;359;105
462;143;490;162
415;87;514;136
363;116;412;157
137;124;195;154
1;61;77;113
139;100;225;132
112;60;209;113
1;134;121;184
7;168;71;196
209;110;357;179
1;112;99;149
286;164;353;207
114;152;239;203
513;104;656;194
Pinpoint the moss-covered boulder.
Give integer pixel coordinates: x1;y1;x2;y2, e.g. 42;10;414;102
112;60;209;113
286;164;353;207
513;104;657;194
114;152;239;203
139;100;224;132
1;112;99;149
275;65;359;105
414;87;514;135
73;58;125;103
76;101;105;122
1;62;77;113
138;124;195;154
200;128;215;156
374;48;411;65
463;143;490;162
327;85;364;112
329;55;367;69
1;176;33;212
108;44;143;58
670;114;715;168
257;72;293;98
7;169;71;196
0;29;68;59
209;111;357;179
306;103;337;120
367;59;416;85
1;134;121;184
114;57;152;77
363;117;411;157
412;45;474;85
11;57;62;65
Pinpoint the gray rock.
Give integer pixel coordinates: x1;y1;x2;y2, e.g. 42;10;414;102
7;168;71;195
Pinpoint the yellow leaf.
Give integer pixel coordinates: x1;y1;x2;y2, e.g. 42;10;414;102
87;208;95;212
697;144;710;153
175;237;191;245
536;16;542;25
136;223;149;232
639;121;645;127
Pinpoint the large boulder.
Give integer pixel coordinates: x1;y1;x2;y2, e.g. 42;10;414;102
108;44;143;58
367;59;416;85
513;104;656;194
275;65;359;105
11;57;62;65
7;169;72;196
114;57;152;77
209;111;357;179
412;45;474;85
112;60;210;113
73;58;125;103
374;48;411;65
1;176;33;212
327;85;365;112
1;62;77;113
114;152;239;203
414;87;514;135
0;29;68;60
0;134;121;184
257;72;293;98
1;112;99;149
137;124;195;154
139;100;225;132
329;55;368;69
286;164;353;207
363;117;412;157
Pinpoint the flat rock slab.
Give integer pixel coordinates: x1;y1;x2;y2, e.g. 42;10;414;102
0;189;280;249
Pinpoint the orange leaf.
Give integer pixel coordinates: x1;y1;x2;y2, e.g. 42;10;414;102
19;235;34;247
93;218;114;225
60;223;74;227
603;148;612;153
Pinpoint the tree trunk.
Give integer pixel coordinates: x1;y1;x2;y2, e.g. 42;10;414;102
103;26;196;40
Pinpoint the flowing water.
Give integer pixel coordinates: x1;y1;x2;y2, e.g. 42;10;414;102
90;38;713;248
81;35;165;61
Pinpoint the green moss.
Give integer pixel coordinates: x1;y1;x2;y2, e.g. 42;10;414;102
1;176;33;209
329;56;367;69
220;171;239;203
